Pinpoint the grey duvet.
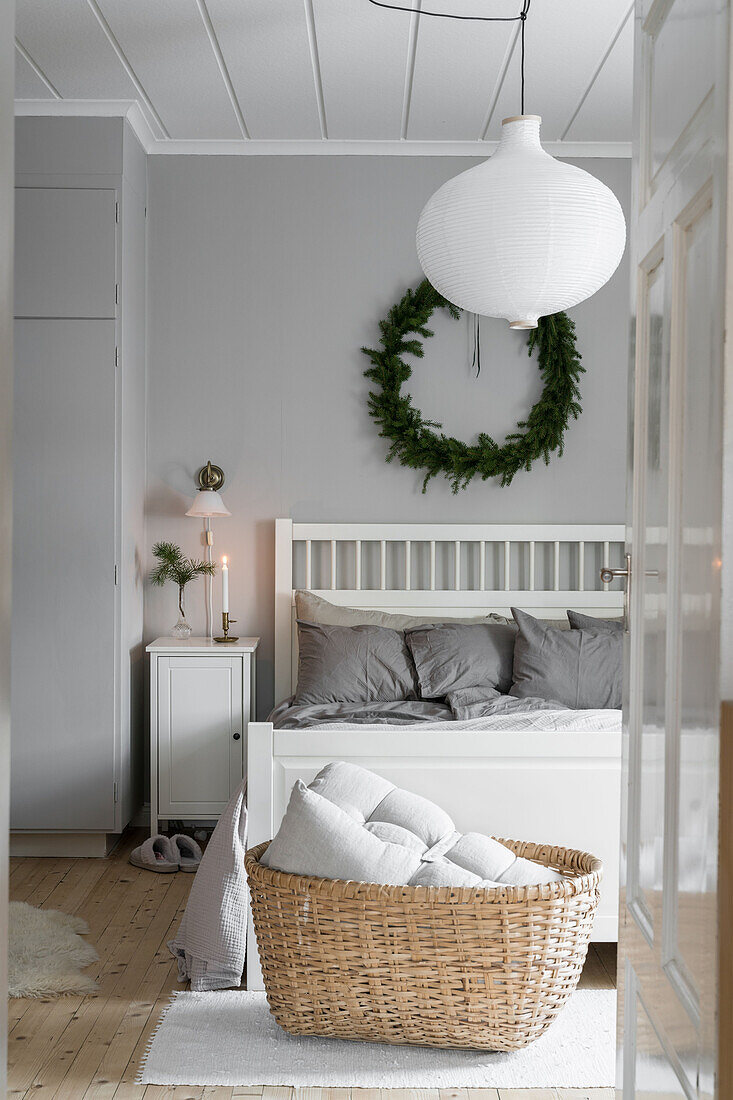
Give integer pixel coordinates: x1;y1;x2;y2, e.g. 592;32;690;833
269;698;452;728
269;688;622;730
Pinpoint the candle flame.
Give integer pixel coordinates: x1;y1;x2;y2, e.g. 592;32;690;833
222;555;228;565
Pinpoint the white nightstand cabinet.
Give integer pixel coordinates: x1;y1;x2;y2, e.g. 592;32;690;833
147;637;259;836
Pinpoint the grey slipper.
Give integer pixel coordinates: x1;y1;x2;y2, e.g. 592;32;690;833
170;833;203;873
129;835;179;873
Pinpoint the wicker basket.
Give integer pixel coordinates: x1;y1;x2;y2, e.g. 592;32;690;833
246;838;602;1052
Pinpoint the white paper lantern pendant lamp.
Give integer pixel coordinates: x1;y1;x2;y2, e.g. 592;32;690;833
417;112;626;328
368;0;627;328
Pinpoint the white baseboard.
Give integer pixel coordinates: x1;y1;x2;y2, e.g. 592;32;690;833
10;832;119;858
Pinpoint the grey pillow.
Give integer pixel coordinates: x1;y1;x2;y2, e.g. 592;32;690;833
567;610;624;634
510;607;622;709
405;622;517;699
294;620;418;705
295;590;511;629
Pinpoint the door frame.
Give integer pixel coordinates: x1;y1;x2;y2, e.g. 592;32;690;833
0;0;16;1092
719;703;733;1097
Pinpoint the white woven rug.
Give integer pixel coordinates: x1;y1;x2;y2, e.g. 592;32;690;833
140;989;616;1088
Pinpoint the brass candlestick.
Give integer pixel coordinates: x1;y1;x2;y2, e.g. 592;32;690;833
214;612;239;643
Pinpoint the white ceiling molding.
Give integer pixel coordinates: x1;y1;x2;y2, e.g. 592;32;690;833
13;101;632;156
14;99;158;153
155;138;631;156
125;100;159;153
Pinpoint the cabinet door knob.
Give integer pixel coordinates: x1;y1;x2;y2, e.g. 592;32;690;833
233;732;241;741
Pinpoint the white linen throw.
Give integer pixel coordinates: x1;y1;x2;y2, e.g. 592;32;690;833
168;780;248;991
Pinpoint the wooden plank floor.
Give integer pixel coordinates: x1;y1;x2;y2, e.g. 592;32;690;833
8;828;617;1100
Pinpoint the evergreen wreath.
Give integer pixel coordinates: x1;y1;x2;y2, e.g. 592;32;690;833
361;279;585;492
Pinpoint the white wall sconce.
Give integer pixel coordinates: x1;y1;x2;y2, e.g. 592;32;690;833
186;461;231;638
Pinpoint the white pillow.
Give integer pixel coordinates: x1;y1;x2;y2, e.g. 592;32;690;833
260;782;420;885
261;762;564;890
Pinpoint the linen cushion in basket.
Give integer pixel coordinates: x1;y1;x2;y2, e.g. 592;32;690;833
260;761;563;889
405;622;517;698
295;589;511;629
567;609;624;634
510;607;622;709
293;621;418;706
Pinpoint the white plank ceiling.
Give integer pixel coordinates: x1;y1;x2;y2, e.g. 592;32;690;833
14;0;633;153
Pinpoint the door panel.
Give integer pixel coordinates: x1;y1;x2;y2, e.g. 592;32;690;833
628;967;686;1099
648;0;715;186
621;0;726;1095
14;188;117;319
158;656;243;816
10;319;117;830
669;183;720;1092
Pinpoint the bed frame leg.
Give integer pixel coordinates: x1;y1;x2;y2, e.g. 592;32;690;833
246;722;274;991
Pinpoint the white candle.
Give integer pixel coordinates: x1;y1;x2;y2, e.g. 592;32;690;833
221;555;229;614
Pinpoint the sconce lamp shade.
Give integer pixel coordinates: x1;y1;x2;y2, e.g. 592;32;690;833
185;489;231;518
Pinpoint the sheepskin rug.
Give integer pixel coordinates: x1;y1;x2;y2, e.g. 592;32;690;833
8;901;99;998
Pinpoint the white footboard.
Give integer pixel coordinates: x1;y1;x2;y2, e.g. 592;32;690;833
246;721;622;991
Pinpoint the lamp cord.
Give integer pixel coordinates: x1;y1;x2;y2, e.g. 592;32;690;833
367;0;531;116
520;0;530;115
471;312;481;377
204;517;213;640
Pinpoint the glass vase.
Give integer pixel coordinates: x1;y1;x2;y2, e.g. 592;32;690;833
172;587;192;638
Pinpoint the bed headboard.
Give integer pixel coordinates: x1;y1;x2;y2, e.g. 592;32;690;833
274;519;626;703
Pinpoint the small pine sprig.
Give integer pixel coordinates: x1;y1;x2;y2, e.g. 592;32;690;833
150;541;216;589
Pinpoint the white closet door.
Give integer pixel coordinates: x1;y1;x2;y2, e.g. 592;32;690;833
14;188;117;319
157;656;244;817
11;319;117;830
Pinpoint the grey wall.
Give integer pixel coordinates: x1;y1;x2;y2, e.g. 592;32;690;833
146;154;631;713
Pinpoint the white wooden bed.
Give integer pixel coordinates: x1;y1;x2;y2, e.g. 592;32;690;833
246;519;625;990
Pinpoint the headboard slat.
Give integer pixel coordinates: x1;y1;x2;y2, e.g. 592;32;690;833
305;539;312;590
